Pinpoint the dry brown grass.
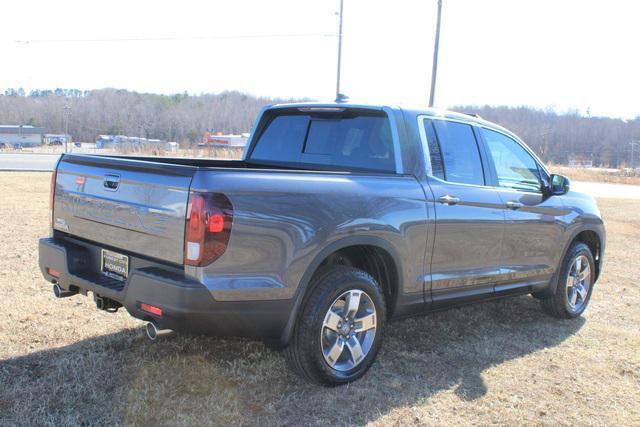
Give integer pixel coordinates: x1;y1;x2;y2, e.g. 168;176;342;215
29;144;245;160
1;172;639;426
549;164;640;186
112;145;244;160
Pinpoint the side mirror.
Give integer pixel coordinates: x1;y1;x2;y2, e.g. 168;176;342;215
548;174;570;195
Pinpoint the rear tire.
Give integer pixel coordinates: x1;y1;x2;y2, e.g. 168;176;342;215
540;242;595;319
284;265;386;386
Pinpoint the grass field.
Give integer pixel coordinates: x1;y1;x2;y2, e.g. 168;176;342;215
0;172;639;426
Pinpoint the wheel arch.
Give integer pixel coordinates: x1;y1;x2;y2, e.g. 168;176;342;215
544;226;604;298
573;229;603;280
280;236;403;346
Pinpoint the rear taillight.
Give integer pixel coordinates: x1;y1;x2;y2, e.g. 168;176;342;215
49;171;57;230
139;303;163;317
47;267;61;278
184;191;233;266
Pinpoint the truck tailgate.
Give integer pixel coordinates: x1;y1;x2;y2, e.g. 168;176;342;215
52;154;194;265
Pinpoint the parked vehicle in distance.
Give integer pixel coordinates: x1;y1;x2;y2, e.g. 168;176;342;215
0;142;7;150
39;102;605;385
12;143;22;150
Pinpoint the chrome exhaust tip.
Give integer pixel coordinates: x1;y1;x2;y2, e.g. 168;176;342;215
52;283;76;298
145;322;172;341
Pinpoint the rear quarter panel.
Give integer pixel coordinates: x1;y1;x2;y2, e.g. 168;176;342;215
188;169;429;306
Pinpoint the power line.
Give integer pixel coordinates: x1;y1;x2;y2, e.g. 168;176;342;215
14;33;336;44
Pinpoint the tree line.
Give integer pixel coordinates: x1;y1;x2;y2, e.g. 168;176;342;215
456;105;640;167
0;88;638;166
0;88;286;145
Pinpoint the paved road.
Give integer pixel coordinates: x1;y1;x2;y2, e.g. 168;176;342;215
571;180;640;200
0;153;60;171
2;153;640;200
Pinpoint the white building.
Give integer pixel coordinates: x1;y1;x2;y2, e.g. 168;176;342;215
202;132;249;147
43;134;72;145
0;125;45;147
96;135;166;149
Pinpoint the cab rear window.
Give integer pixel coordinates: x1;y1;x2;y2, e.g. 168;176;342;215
249;111;396;173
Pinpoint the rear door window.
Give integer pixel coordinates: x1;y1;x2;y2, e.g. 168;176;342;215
425;119;485;185
250;111;396;173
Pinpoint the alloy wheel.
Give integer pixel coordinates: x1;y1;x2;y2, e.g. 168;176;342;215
320;289;377;371
566;254;591;313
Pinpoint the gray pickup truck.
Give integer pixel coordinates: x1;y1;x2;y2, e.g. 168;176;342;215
39;102;605;385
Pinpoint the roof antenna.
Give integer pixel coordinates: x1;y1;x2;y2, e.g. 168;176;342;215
335;93;350;103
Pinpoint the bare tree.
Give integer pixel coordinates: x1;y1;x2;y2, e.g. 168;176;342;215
455;105;640;167
1;89;638;167
0;89;297;144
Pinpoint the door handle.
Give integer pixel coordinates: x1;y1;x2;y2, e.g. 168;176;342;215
506;200;524;210
438;195;460;205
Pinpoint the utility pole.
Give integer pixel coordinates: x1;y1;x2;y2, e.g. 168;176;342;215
64;106;71;153
429;0;443;108
335;0;344;101
631;141;640;170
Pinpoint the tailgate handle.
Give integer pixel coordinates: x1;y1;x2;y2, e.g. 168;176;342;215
103;174;120;191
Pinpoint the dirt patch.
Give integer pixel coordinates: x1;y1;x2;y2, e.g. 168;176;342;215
0;172;639;425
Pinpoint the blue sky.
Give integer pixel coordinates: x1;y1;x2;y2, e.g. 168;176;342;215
1;0;638;118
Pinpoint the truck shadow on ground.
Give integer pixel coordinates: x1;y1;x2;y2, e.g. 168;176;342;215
0;295;584;425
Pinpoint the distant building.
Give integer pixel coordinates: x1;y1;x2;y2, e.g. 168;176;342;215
96;135;116;148
202;132;249;147
568;155;593;168
0;125;45;147
43;134;72;145
95;135;165;149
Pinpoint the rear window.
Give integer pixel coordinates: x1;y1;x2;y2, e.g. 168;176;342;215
249;111;396;172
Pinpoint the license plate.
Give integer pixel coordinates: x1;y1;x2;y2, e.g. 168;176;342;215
101;249;129;281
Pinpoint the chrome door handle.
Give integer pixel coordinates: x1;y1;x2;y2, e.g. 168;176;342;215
438;195;460;205
506;201;524;210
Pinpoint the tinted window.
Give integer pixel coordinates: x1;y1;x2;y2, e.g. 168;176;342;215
423;119;444;180
481;128;541;192
249;115;308;164
250;112;395;172
430;120;484;185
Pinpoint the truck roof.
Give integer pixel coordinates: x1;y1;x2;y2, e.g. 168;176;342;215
268;101;516;139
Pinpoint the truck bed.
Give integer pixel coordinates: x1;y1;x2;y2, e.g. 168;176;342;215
52;153;405;267
99;155;396;174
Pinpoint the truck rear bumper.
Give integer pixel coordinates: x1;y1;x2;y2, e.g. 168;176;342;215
39;237;292;342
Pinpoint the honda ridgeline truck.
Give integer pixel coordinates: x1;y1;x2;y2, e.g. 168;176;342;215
39;102;605;385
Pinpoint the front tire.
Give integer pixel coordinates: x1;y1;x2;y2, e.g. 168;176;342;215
540;242;595;318
285;266;386;386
